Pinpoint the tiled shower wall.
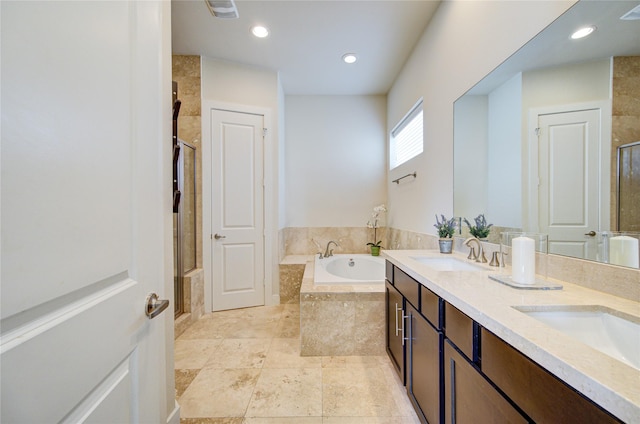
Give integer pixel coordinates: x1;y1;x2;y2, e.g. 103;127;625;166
611;56;640;231
173;55;204;337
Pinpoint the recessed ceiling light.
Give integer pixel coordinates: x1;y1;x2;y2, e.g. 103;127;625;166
570;25;596;40
251;25;269;38
342;53;357;64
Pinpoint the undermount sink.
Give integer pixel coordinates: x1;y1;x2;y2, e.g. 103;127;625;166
514;305;640;370
410;256;486;271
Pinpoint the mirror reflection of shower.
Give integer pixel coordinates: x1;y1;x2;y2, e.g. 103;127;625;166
617;141;640;232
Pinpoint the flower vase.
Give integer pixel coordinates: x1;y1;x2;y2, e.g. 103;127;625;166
439;238;453;254
370;246;381;256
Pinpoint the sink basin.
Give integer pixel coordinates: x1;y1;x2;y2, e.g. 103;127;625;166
514;305;640;369
410;256;486;271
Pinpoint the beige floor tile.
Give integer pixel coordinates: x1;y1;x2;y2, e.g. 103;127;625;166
181;419;243;424
178;316;236;340
245;368;323;417
320;355;384;368
175;339;222;369
179;368;261;418
322;417;420;424
263;338;322;369
176;369;201;398
322;367;404;417
203;338;272;369
243;418;322;424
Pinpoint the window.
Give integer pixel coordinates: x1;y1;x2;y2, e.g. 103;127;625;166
390;100;423;169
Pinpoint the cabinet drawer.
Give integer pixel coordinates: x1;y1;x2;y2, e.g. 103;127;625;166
444;302;474;360
420;285;441;329
481;328;622;424
385;260;394;282
394;267;420;308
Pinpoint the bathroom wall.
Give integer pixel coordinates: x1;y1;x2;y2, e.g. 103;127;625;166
282;95;387;256
201;57;283;301
285;95;387;227
386;0;577;235
611;56;640;231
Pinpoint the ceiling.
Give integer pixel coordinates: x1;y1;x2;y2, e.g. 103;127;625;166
171;0;441;95
467;0;640;95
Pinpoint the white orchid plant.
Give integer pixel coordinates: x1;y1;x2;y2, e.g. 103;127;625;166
366;204;387;248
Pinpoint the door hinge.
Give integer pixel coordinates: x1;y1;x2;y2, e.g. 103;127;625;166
263;128;268;137
535;127;541;137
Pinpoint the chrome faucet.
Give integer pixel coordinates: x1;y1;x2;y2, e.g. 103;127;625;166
324;240;339;258
464;237;487;263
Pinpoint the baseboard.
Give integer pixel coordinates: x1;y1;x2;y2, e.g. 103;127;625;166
166;400;180;424
270;294;281;305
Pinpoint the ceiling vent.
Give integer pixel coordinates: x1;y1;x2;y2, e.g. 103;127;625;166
205;0;239;19
620;4;640;20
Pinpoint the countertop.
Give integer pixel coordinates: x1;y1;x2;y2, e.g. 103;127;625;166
382;249;640;423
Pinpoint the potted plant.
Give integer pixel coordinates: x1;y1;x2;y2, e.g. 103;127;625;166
434;214;457;254
463;214;493;239
366;204;387;256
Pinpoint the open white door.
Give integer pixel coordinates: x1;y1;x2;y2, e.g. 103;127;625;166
1;2;176;423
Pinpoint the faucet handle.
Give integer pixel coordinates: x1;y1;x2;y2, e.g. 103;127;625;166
478;250;488;263
467;246;476;260
317;252;323;259
489;251;500;267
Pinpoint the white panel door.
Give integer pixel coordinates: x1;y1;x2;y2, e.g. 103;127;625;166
1;2;173;423
538;109;601;258
210;110;265;311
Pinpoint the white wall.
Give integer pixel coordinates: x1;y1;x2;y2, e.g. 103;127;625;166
387;0;577;235
487;73;522;228
285;95;387;227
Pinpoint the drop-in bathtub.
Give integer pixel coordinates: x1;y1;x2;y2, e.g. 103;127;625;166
313;254;385;285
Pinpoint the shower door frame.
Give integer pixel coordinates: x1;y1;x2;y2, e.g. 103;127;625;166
616;141;640;231
175;140;197;317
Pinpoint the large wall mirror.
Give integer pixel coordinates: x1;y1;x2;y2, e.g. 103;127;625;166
454;0;640;268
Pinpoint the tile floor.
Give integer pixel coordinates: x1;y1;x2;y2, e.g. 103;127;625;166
175;303;421;424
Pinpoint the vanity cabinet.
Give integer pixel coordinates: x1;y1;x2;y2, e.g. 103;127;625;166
444;340;527;423
386;280;405;384
406;302;443;424
481;328;621;424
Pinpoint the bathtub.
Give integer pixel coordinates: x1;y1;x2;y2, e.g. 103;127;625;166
314;254;385;285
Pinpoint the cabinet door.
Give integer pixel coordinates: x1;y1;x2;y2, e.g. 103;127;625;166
386;281;405;384
407;303;442;424
444;341;527;424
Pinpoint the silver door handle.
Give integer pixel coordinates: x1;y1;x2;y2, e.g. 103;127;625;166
145;293;169;319
214;233;226;240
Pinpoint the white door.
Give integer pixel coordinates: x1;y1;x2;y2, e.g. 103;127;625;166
1;2;174;423
210;110;265;311
537;109;601;258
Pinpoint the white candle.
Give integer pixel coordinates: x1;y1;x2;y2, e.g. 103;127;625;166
609;236;640;268
512;236;535;284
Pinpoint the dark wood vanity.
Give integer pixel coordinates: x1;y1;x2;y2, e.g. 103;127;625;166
385;261;623;424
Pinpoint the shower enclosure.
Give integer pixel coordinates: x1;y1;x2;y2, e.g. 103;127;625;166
174;140;197;317
617;141;640;232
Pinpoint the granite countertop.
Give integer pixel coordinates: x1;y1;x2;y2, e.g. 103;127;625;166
382;249;640;423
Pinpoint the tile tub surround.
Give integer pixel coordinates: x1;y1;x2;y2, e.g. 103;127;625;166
279;255;309;304
300;260;386;357
175;268;205;339
383;249;640;423
174;304;420;422
282;226;388;256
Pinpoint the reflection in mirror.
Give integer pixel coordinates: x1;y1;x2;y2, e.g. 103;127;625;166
453;0;640;268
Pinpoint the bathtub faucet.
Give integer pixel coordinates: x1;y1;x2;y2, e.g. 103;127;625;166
324;240;340;258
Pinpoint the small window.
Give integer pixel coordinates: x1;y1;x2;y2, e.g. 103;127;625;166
390;100;423;169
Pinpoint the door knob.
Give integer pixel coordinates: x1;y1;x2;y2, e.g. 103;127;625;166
214;233;226;240
145;293;169;319
584;231;597;237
